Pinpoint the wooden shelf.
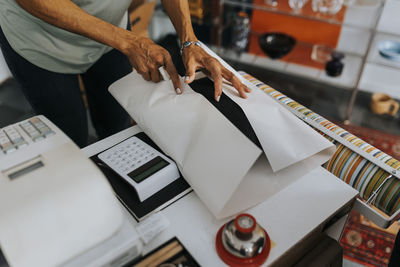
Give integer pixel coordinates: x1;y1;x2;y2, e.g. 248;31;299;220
225;0;345;25
223;0;381;28
212;46;363;88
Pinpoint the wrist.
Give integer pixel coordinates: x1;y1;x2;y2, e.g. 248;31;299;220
179;30;198;45
180;40;201;54
180;37;198;45
116;30;140;55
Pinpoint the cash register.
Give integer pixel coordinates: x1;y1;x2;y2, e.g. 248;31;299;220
0;116;143;267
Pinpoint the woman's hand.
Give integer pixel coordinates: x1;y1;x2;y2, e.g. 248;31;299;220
161;0;249;101
182;44;251;101
122;36;183;94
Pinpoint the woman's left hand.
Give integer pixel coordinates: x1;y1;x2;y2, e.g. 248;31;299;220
182;44;251;102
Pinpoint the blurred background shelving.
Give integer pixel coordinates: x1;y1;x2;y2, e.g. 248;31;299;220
212;0;394;122
164;0;399;122
359;0;400;100
212;45;364;88
223;0;380;28
146;0;400;121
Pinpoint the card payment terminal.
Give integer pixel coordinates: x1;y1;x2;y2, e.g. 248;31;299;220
98;136;180;202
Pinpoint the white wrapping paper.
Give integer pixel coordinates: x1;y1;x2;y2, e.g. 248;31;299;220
109;69;335;219
199;42;334;172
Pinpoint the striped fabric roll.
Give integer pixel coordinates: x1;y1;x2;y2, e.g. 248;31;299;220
240;72;400;216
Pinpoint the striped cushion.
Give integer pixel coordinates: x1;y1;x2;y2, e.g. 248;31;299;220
241;72;400;216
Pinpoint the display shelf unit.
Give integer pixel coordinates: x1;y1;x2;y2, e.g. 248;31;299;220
346;0;400;119
359;31;400;99
355;4;400;101
224;0;346;25
214;45;363;88
367;32;400;70
211;0;388;122
359;63;400;98
223;0;381;28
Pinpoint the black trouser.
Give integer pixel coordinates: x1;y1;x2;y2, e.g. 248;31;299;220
0;26;132;148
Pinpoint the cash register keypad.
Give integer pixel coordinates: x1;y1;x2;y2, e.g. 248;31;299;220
98;136;158;174
0;117;55;154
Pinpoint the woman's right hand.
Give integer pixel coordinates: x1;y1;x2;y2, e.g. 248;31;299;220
121;36;183;94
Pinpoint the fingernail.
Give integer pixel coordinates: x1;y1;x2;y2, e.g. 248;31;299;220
216;95;221;102
184;76;189;82
176;88;182;94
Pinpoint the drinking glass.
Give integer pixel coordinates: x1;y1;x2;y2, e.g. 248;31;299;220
289;0;308;13
312;0;344;14
265;0;278;7
311;44;333;63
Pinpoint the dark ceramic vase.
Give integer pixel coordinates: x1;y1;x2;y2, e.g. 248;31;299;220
325;52;345;77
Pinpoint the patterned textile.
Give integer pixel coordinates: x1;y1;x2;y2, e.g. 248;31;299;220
240;72;400;217
341;211;395;266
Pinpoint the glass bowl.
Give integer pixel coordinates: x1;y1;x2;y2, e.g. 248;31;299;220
378;40;400;62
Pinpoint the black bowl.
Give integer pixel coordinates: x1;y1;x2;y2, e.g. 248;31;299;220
258;33;296;59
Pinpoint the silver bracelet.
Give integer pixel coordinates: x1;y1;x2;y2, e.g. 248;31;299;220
180;41;201;54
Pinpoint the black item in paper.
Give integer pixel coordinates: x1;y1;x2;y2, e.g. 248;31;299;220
189;77;262;149
0;248;9;267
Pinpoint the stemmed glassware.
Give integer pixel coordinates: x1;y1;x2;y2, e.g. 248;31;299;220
288;0;309;13
312;0;344;14
265;0;278;7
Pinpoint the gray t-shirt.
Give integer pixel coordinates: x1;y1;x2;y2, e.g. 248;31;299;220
0;0;132;73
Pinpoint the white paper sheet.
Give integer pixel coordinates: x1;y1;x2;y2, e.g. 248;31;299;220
199;42;335;172
109;73;262;217
109;69;335;219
